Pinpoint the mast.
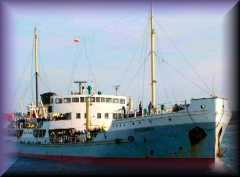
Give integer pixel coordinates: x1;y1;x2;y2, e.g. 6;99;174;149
150;1;157;111
86;96;91;131
34;27;39;107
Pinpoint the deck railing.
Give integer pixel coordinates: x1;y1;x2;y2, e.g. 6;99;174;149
113;100;190;121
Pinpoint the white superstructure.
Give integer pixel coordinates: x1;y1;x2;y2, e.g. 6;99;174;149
46;94;127;130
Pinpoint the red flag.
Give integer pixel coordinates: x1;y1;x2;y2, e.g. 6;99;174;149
73;38;80;43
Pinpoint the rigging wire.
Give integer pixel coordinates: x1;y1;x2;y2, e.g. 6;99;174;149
14;34;36;112
68;42;82;93
118;18;148;98
160;56;210;95
140;23;149;106
102;13;147;36
38;54;53;93
118;23;148;89
141;52;147;106
14;74;35;112
12;53;32;111
38;75;52;93
122;54;149;96
83;38;98;91
157;58;173;105
155;21;211;94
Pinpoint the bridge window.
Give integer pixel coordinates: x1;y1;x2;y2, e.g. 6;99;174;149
113;98;119;103
50;98;53;104
120;99;125;104
118;113;122;119
97;113;101;119
72;97;79;102
113;113;117;119
106;98;112;103
64;98;71;103
96;97;100;102
80;97;85;102
76;113;81;119
105;113;109;119
101;97;105;102
55;98;63;104
91;97;95;102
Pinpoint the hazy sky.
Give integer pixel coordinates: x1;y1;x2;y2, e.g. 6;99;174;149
2;0;237;112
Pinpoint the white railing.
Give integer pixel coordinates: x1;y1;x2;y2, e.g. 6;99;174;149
113;100;190;121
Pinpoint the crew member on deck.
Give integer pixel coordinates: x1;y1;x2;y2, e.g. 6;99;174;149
122;106;126;118
148;101;153;115
139;101;143;116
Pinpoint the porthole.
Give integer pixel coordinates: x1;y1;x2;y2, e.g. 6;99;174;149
200;105;206;109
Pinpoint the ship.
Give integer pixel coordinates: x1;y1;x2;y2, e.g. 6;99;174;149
12;3;232;172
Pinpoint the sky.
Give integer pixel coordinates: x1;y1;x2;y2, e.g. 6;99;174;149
1;0;238;112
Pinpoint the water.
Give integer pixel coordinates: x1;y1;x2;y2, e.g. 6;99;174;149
2;123;239;176
221;123;239;175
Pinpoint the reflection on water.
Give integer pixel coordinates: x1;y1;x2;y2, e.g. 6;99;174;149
221;124;238;175
2;123;239;176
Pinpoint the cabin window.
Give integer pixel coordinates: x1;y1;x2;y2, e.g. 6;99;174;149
97;113;101;119
72;97;79;103
64;98;71;103
101;97;105;102
55;98;63;104
80;97;85;102
33;129;46;138
105;113;109;119
90;97;95;102
120;99;125;104
106;98;112;103
63;112;71;120
96;97;100;102
48;106;53;113
113;113;117;119
118;113;122;119
76;113;81;119
113;98;119;103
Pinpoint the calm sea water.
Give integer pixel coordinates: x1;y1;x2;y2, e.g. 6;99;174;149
2;123;239;176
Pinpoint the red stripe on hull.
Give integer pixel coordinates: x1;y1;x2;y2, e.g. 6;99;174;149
17;152;215;171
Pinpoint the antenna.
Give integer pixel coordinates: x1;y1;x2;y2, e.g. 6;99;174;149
114;85;120;96
211;76;216;97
